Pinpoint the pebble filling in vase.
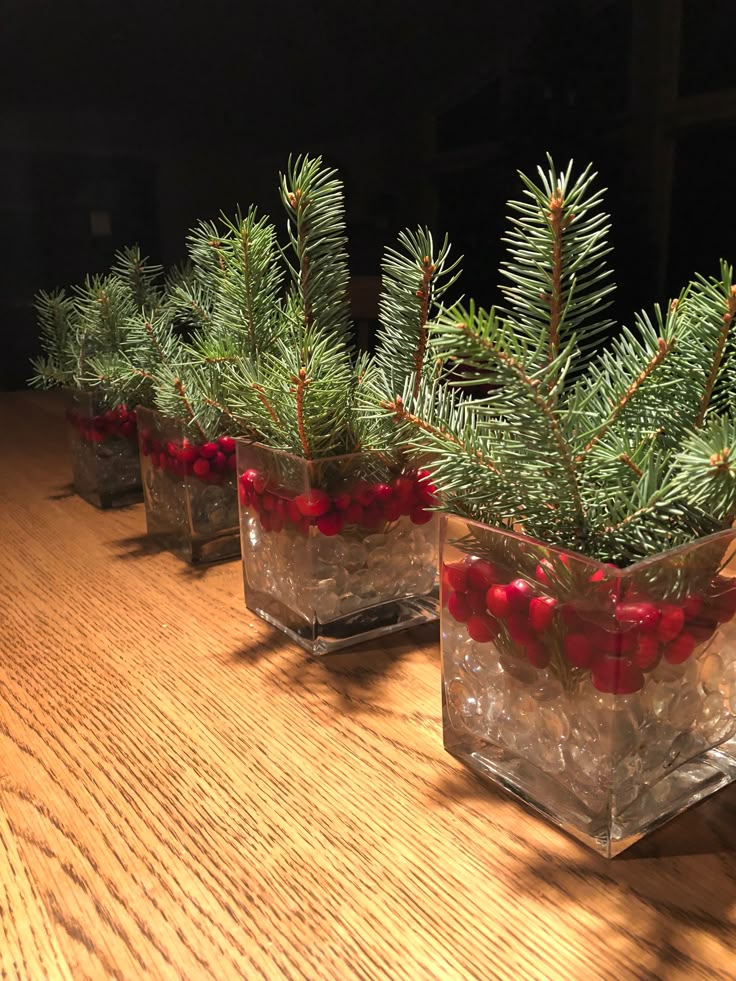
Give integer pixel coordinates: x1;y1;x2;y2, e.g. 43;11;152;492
381;155;736;855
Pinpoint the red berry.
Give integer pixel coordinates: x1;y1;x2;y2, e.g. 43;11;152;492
241;469;257;486
252;472;267;494
193;458;210;477
295;489;331;517
179;444;198;465
615;602;660;632
682;595;702;619
529;595;558;632
535;561;552;586
355;483;376;507
560;603;584;629
414;474;438;506
316;511;344;537
392;476;414;501
199;441;218;458
410;507;432;525
486;584;510;618
466;614;498;643
120;421;134;438
656;604;685;643
444;562;469;592
260;511;273;533
227;453;237;471
383;500;403;522
448;591;472;623
506;578;534;612
591;656;644;694
374;483;393;503
664;631;697;664
466;559;498;593
333;492;352;511
634;635;660;670
467;590;489;615
344;502;364;525
712;584;736;623
525;640;551;669
213;451;227;472
218;435;236;453
563;633;593;668
688;618;718;644
506;615;534;645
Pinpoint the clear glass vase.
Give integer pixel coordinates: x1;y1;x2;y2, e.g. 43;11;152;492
137;407;240;564
440;514;736;856
65;388;142;508
236;442;439;654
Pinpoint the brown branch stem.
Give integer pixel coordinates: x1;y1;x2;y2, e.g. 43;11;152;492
173;378;206;439
412;257;435;399
251;384;281;426
577;337;673;460
292;367;311;458
381;397;501;476
454;322;586;538
619;453;643;478
694;289;736;428
547;189;565;361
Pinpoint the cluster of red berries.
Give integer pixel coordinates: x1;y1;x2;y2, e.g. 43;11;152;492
67;405;137;443
444;554;736;694
239;468;437;537
140;433;238;484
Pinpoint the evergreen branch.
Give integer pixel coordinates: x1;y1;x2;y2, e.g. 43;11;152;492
577;336;673;458
619;453;643;478
381;396;501;475
451;318;586;538
547;187;567;360
292;367;311;458
252;384;281;426
173;377;206;438
413;255;435;397
694;285;736;427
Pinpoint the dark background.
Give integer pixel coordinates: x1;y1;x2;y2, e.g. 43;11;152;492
2;0;735;388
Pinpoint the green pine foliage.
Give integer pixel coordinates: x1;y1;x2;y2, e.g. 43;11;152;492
29;246;164;406
381;157;736;566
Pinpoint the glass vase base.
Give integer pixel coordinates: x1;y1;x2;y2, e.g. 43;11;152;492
445;727;736;857
246;586;439;656
144;516;240;565
77;485;143;510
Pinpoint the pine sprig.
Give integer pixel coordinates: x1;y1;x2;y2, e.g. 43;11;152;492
382;156;736;565
280;154;351;344
500;156;614;367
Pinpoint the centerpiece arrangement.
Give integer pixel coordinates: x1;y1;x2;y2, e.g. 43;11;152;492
30;248;163;507
84;213;283;563
209;155;459;652
381;156;736;855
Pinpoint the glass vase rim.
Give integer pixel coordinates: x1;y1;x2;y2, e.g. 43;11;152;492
234;439;395;465
440;512;736;574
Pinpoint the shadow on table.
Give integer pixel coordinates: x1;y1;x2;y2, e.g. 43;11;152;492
432;758;736;974
47;482;76;501
278;619;440;716
107;531;172;559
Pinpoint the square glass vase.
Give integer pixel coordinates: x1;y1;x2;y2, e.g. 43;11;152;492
236;442;439;654
440;514;736;857
65;388;142;508
137;407;240;564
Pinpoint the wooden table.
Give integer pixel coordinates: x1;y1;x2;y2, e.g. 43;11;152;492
3;391;736;980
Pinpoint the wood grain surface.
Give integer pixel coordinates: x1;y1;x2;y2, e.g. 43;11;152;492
3;391;736;980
